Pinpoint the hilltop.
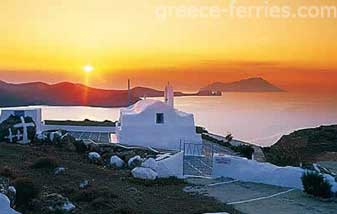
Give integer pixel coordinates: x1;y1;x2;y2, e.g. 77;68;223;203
201;77;284;93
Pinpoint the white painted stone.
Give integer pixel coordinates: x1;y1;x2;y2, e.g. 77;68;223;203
54;167;66;175
88;152;101;160
63;201;76;211
131;167;158;180
141;158;158;171
0;193;20;214
110;156;125;168
49;131;62;143
128;155;143;168
7;186;16;196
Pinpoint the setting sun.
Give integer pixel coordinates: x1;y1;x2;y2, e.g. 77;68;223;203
83;65;94;73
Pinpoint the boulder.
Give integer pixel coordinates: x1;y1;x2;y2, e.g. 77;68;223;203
128;155;143;169
38;193;75;213
49;131;62;144
141;158;158;171
73;140;87;153
131;167;158;180
7;186;16;204
79;180;90;189
110;156;125;168
0;193;20;214
35;132;47;143
88;152;101;160
117;150;136;162
60;133;76;144
0;177;9;194
54;167;66;175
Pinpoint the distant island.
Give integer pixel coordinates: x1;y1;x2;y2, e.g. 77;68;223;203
200;77;284;93
0;77;284;107
0;80;213;108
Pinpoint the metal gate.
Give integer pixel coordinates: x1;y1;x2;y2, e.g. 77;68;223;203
180;142;214;177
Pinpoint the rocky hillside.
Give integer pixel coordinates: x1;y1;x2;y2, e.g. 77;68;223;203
263;125;337;166
0;141;230;214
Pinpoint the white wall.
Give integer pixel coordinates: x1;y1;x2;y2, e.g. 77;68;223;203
212;154;305;189
42;124;116;133
0;108;43;132
155;152;184;178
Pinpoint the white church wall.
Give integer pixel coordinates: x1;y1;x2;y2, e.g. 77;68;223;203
117;100;202;150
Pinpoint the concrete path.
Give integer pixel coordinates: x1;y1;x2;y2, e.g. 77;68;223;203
185;177;337;214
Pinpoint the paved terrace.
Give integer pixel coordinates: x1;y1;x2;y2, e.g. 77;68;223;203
185;177;337;214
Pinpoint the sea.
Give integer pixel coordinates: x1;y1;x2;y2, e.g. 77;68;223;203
1;93;337;147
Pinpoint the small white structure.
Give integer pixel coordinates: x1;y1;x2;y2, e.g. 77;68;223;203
116;83;202;150
212;154;337;191
0;107;43;132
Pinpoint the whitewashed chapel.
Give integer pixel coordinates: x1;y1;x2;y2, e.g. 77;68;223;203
116;83;202;150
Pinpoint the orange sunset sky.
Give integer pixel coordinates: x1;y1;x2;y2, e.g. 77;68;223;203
0;0;337;92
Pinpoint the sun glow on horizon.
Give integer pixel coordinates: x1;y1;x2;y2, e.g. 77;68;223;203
83;65;94;73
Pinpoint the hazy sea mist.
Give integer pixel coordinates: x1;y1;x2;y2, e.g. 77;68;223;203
2;93;337;146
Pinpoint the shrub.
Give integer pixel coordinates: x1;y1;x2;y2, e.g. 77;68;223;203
301;171;332;198
196;126;208;134
231;145;254;160
129;176;185;187
14;177;40;208
0;166;16;179
31;157;58;169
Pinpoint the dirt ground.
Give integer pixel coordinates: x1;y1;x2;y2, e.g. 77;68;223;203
0;142;232;214
185;177;337;214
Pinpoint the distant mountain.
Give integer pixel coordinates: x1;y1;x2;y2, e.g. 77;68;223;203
201;77;284;92
0;80;208;108
0;81;140;107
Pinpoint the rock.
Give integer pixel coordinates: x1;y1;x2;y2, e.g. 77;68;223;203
60;133;76;144
35;132;47;142
79;180;90;189
73;140;87;153
88;152;101;160
141;158;158;171
0;177;9;194
110;156;125;168
0;193;20;214
7;186;16;204
39;193;75;213
54;167;66;175
128;155;143;169
0;115;36;144
49;131;62;143
131;167;158;180
117;150;136;162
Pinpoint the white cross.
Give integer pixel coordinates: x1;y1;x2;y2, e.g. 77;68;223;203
5;128;15;143
16;129;23;141
13;116;35;144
